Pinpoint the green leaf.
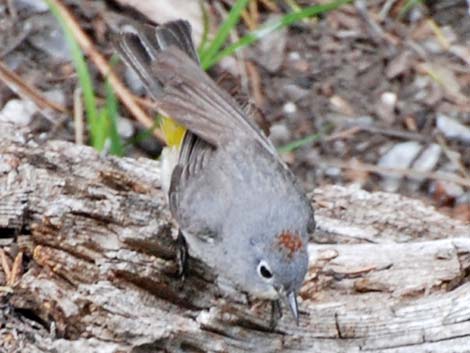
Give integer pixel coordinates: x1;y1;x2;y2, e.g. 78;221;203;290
203;0;352;70
200;0;249;66
45;0;101;149
277;132;322;154
105;78;124;156
197;0;211;54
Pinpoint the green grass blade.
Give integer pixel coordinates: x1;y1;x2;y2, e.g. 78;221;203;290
278;132;322;154
197;0;211;54
96;107;109;151
202;0;352;70
398;0;424;18
105;78;124;156
200;0;249;66
45;0;101;148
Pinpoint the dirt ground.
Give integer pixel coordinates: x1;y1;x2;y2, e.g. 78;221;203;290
0;0;469;222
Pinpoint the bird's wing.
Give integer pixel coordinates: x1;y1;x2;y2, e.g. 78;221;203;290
168;132;214;216
115;19;280;224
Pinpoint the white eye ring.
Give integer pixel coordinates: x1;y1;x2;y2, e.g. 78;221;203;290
257;260;273;281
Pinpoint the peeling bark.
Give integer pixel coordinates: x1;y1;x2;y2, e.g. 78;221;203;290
1;122;469;353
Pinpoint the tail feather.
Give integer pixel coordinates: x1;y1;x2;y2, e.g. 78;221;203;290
115;20;198;147
115;23;163;97
155;21;199;63
114;20;276;153
115;20;198;99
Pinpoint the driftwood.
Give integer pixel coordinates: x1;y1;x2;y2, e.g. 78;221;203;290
0;121;469;353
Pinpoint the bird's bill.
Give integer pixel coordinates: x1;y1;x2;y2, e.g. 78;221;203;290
286;291;299;325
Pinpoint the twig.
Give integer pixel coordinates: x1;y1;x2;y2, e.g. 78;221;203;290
8;251;23;285
0;61;67;113
379;0;398;20
249;0;259;26
435;134;470;180
427;19;450;50
324;159;470;188
356;124;428;141
355;0;399;47
6;0;17;18
326;126;361;141
132;95;159;110
0;249;12;281
355;0;387;42
241;9;257;31
0;28;30;58
46;0;165;143
258;0;279;12
245;61;265;108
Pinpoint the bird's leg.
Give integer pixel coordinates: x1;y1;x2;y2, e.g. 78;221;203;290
176;230;188;279
270;300;283;330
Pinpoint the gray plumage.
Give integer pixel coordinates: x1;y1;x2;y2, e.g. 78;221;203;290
115;20;315;323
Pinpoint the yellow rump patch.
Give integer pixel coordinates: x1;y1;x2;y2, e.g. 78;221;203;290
161;116;186;148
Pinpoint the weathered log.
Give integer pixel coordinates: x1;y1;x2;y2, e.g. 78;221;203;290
1;122;469;353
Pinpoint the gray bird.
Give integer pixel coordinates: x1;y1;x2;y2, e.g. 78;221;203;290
115;19;315;326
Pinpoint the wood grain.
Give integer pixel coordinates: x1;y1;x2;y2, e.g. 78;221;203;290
1;122;469;353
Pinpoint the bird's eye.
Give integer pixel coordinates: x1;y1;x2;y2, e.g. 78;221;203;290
257;261;273;280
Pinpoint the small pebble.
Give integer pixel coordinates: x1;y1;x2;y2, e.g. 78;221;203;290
378;141;422;192
382;92;397;107
408;143;442;191
287;52;309;72
282;84;309;101
412;144;442;178
14;0;48;13
269;123;291;145
330;95;354;116
117;118;134;139
324;166;341;178
44;89;66;108
0;99;37;126
355;116;375;125
436;113;470;144
252;15;287;72
375;92;397;123
27;14;71;61
283;102;297;115
288;52;301;61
